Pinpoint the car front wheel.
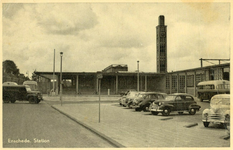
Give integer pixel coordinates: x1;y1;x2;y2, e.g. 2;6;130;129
203;122;210;127
162;108;170;116
189;108;196;115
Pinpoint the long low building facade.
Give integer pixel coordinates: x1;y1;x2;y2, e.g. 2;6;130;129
34;63;230;97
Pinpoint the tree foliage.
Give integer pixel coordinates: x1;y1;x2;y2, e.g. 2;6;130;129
3;60;20;76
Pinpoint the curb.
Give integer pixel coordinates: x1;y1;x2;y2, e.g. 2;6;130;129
51;105;125;148
184;123;198;128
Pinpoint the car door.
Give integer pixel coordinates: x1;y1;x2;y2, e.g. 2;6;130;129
175;95;185;111
184;95;194;110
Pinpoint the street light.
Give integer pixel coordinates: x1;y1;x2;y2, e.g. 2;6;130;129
137;60;139;92
60;52;63;106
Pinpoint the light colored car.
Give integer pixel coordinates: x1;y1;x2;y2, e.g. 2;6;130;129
202;94;230;129
121;91;139;107
119;90;137;106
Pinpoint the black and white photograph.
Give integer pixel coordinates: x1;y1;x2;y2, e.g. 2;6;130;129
1;0;232;148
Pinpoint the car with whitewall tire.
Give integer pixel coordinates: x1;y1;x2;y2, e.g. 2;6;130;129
149;93;201;116
202;94;230;129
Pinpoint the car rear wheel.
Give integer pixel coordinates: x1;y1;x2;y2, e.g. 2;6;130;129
11;99;16;103
189;108;196;115
29;97;35;103
151;111;158;115
162;108;170;116
3;96;10;103
135;107;141;111
203;122;210;127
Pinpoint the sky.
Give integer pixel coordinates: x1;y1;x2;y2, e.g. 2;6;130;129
2;1;231;77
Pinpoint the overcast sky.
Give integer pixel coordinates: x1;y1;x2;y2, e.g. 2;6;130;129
2;2;231;76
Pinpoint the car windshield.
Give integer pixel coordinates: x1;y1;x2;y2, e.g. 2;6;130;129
26;87;32;92
211;98;230;106
164;95;177;101
138;94;146;98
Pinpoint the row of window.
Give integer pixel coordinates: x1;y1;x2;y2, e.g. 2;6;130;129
166;74;205;89
198;84;230;90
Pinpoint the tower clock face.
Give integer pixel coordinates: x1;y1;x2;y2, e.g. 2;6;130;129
160;32;166;37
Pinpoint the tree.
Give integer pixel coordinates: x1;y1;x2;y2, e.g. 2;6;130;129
3;60;20;76
31;70;38;81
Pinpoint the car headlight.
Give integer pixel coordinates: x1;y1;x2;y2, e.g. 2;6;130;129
158;102;162;106
204;113;208;117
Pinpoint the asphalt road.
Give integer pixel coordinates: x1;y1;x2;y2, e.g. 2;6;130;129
2;101;115;148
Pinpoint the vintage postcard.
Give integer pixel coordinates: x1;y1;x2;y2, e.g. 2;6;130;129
1;0;232;149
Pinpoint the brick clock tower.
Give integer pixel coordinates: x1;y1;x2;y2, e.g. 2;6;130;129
156;15;167;73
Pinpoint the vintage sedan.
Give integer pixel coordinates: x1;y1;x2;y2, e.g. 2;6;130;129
120;90;139;107
149;93;201;116
202;94;230;128
131;92;166;111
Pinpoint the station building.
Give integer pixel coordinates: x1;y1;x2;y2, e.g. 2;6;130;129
34;15;230;97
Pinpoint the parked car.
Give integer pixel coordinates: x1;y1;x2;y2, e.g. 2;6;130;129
119;90;136;106
121;91;139;107
3;85;43;104
127;91;147;108
202;94;230;129
131;92;167;111
149;93;201;116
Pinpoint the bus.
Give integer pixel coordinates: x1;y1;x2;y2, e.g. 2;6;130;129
23;80;38;91
197;80;230;102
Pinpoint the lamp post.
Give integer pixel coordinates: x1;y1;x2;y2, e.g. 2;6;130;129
53;49;55;95
137;60;139;92
60;52;63;106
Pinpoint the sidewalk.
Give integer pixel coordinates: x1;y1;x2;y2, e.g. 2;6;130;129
52;102;230;148
43;94;120;102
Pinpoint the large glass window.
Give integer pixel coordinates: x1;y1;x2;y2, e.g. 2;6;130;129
172;76;177;89
179;75;185;89
187;75;194;87
166;76;170;89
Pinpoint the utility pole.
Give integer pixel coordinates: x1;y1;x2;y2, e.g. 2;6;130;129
137;61;139;92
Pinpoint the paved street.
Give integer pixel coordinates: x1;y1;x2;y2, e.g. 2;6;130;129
3;95;230;148
52;99;230;148
2;101;115;148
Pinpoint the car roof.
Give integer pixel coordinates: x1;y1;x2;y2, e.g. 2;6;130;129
140;92;167;95
197;80;229;86
168;93;193;96
3;85;27;88
2;82;18;85
211;94;230;99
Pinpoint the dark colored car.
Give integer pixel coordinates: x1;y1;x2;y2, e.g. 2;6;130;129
130;92;167;111
149;93;201;116
3;85;43;104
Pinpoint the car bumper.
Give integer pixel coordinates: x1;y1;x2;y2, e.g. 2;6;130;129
131;105;139;109
150;108;163;112
202;119;229;124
